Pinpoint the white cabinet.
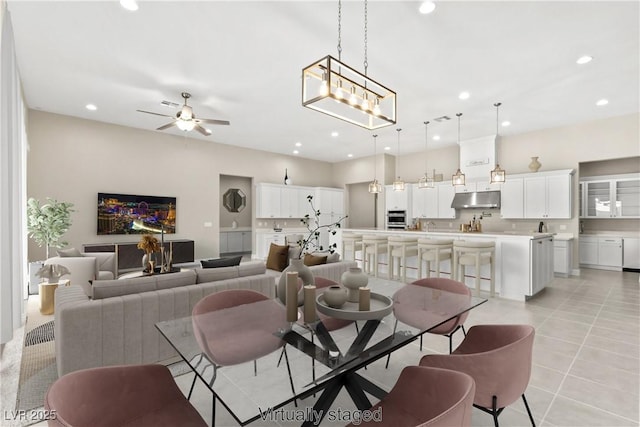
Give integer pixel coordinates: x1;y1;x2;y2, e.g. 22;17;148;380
581;175;640;219
524;172;572;219
500;178;524;219
623;238;640;269
220;231;252;254
454;182;476;193
476;180;502;192
385;185;412;211
255;232;286;259
256;183;282;218
315;188;344;216
411;183;451;219
437;184;456;219
553;239;573;277
256;184;343;220
531;236;554;295
579;235;622;271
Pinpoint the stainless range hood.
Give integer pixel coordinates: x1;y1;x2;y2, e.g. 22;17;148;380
451;191;501;209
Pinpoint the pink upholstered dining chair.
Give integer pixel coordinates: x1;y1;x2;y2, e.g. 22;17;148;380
346;366;475;427
190;289;296;419
44;364;207;427
419;324;536;427
386;278;471;368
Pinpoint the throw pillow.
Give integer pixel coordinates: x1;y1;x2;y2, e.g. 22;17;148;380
57;247;82;257
266;243;289;272
304;253;327;266
201;256;243;268
311;251;341;263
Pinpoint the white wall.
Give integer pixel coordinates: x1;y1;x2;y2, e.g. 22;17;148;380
26;110;333;260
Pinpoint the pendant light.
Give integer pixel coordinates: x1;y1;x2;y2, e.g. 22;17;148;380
452;113;466;186
418;121;435;189
392;128;405;191
368;134;382;194
490;102;506;184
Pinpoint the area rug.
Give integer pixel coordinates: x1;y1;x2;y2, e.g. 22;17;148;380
15;297;57;413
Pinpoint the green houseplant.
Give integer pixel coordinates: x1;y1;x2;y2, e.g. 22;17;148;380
27;197;74;259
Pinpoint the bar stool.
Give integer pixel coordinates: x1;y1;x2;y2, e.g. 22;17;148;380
417;238;454;278
388;235;419;282
341;233;363;265
362;234;388;277
453;240;496;297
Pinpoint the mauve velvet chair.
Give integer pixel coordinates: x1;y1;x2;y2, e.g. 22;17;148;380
44;364;207;427
346;366;475;427
386;278;471;368
419;324;536;427
190;289;296;422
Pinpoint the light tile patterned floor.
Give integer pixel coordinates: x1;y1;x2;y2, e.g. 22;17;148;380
12;268;640;426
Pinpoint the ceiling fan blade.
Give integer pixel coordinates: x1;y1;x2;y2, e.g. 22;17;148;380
194;124;212;136
137;109;175;119
156;122;176;131
196;118;230;126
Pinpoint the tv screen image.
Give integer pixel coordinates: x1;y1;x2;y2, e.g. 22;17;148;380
97;193;176;235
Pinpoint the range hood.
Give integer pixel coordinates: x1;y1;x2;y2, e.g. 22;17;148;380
451;191;501;209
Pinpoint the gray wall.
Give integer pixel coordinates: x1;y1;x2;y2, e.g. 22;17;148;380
219;174;252;228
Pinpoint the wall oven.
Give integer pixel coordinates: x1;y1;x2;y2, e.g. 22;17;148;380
386;210;407;229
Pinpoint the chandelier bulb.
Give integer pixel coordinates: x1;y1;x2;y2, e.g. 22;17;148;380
372;97;381;116
319;72;329;96
335;79;344;99
349;86;358;105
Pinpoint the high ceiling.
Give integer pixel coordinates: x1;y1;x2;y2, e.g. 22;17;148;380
7;1;639;163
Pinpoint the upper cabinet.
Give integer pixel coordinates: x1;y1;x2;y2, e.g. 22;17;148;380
580;174;640;219
385;185;412;211
256;183;344;219
411;183;447;219
498;169;573;219
500;178;524;219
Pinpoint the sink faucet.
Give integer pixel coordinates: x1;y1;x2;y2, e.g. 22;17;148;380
426;221;436;232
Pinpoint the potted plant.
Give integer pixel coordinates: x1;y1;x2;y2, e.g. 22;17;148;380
26;197;74;259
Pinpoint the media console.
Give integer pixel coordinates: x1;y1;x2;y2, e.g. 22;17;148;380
83;239;194;274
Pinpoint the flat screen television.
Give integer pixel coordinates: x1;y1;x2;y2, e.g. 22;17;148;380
97;192;176;235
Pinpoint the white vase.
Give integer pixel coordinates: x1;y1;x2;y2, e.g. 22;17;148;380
231;220;238;229
277;258;314;306
322;285;348;308
528;156;542;172
341;267;368;302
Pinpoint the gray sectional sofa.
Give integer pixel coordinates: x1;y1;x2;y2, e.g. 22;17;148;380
54;261;272;376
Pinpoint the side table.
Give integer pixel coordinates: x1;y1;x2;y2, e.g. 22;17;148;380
39;282;58;315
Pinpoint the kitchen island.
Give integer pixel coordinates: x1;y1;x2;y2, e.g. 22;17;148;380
331;228;554;301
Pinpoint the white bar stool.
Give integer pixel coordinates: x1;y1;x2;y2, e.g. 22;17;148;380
388;235;419;282
452;240;496;297
362;235;388;277
417;238;454;278
341;233;363;265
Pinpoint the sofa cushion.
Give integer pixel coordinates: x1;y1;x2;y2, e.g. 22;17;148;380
57;247;83;257
195;266;239;284
201;256;242;268
266;243;288;272
97;271;114;280
92;276;157;300
155;270;197;290
238;261;267;277
311;251;341;263
304;253;327;266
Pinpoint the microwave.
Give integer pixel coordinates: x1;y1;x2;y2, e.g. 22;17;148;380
386;210;407;229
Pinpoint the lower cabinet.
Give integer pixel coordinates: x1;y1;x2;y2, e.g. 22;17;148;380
83;240;195;273
220;231;252;254
553;239;573;277
531;237;554;295
579;235;623;271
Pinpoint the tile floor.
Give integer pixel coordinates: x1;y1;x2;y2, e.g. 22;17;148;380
3;268;639;426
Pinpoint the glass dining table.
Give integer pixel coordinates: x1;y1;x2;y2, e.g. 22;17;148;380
155;285;486;427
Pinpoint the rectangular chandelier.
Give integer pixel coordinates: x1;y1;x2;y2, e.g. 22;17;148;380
302;55;396;130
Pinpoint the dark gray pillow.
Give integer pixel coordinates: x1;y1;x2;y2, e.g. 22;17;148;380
57;247;82;257
201;256;242;268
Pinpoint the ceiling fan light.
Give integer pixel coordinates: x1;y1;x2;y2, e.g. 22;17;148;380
176;120;195;131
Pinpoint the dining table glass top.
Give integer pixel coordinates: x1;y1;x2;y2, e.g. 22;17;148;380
155;284;486;426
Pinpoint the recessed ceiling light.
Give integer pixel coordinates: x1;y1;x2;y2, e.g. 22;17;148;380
384;146;391;151
293;150;299;154
501;121;511;127
295;142;302;147
596;99;609;106
458;91;470;100
85;104;97;111
120;0;138;11
576;55;593;65
347;154;353;158
419;1;436;14
331;131;339;137
432;135;441;141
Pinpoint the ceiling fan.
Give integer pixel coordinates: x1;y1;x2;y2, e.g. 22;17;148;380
137;92;230;136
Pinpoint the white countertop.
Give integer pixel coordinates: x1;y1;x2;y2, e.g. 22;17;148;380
580;231;640;238
343;228;554;240
220;227;252;232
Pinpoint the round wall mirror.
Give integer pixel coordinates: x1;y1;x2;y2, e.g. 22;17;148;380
223;188;246;213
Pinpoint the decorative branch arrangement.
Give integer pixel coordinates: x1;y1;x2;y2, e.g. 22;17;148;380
295;195;347;258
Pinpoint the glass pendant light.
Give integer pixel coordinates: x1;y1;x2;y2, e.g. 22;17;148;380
452;113;466;186
368;134;382;194
490;102;507;184
418;121;435;189
393;128;405;191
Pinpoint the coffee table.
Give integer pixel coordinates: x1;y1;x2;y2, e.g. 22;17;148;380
156;287;486;426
